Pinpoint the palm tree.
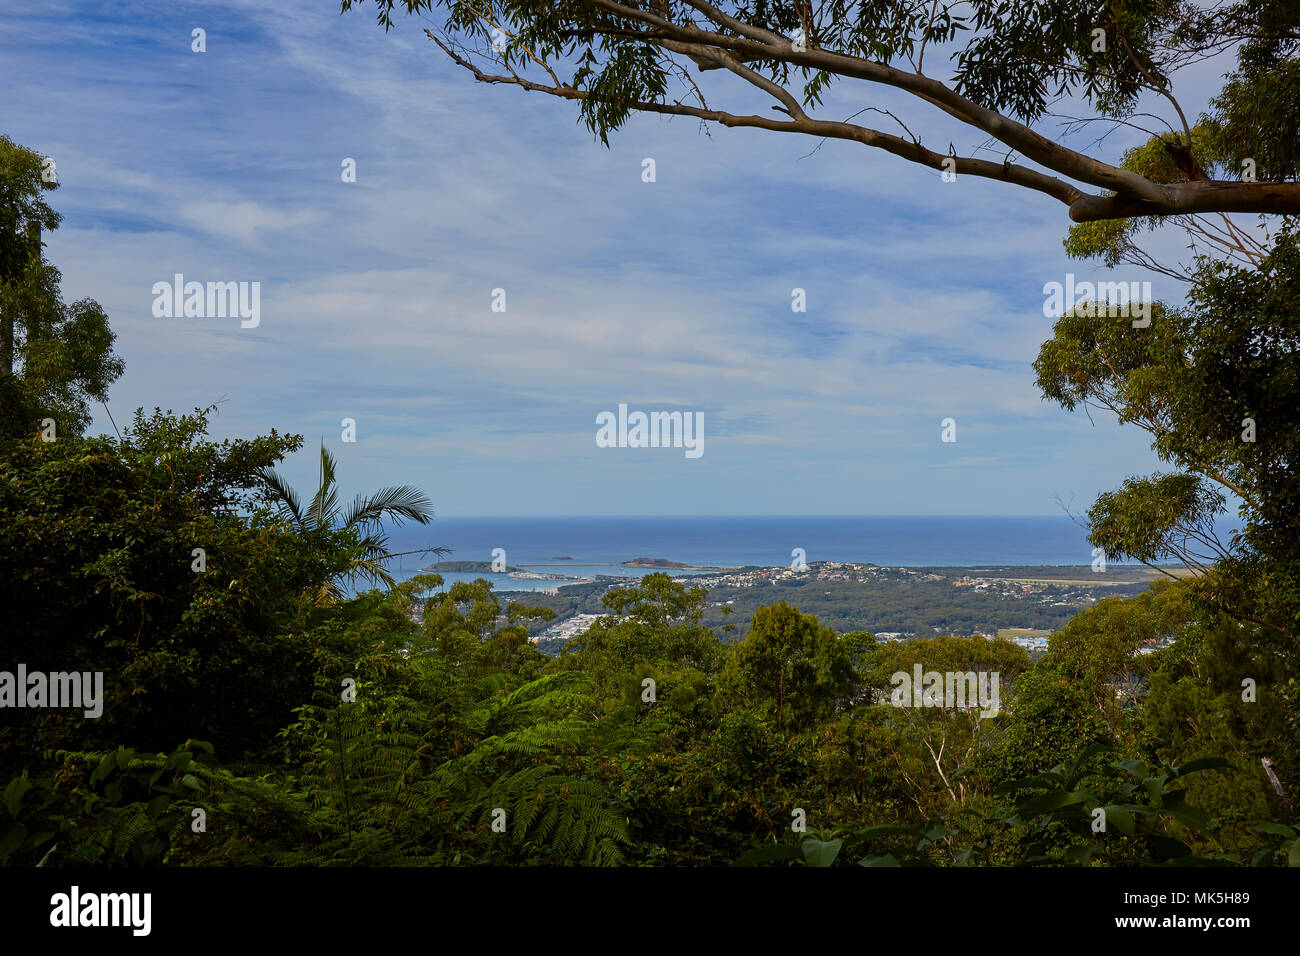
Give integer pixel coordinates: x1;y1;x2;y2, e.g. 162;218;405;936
259;443;448;604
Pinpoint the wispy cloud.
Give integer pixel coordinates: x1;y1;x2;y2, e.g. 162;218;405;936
0;0;1181;515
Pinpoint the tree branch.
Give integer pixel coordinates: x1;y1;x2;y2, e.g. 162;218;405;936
421;1;1300;222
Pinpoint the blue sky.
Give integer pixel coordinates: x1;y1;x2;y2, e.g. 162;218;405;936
0;1;1220;516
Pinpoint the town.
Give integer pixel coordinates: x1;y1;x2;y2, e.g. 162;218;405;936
517;560;1164;653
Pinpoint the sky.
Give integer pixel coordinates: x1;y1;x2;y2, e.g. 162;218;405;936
0;1;1233;516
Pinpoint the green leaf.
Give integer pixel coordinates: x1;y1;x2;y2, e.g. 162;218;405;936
801;837;843;867
733;843;804;867
1116;759;1150;778
166;751;194;772
1253;822;1296;838
1101;806;1136;835
3;777;33;818
1163;801;1210;832
1143;833;1192;861
90;753;116;785
0;823;28;860
180;773;204;792
1018;789;1093;816
996;770;1062;795
1143;775;1169;802
848;824;924;841
1065;844;1096;864
1173;757;1230;777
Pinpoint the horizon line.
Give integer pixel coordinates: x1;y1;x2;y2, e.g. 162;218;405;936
413;513;1084;519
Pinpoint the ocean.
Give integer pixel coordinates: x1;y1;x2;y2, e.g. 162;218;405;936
375;515;1175;594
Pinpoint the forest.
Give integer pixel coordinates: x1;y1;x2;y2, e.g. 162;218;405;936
0;383;1294;863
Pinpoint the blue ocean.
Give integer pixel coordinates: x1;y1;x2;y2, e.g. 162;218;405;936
377;515;1169;593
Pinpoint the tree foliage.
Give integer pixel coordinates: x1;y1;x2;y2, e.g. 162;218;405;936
340;0;1300;222
0;134;123;437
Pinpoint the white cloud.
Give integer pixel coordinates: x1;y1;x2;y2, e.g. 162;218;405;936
1;0;1186;515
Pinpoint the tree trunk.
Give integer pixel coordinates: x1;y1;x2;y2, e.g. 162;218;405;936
0;301;12;374
1;223;38;375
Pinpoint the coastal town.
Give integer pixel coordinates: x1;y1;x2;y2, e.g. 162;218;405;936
518;560;1165;652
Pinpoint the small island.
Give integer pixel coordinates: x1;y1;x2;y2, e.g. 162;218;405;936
421;560;506;572
551;555;573;560
419;560;589;583
621;557;693;569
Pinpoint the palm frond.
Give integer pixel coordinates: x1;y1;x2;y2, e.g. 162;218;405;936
259;442;440;601
313;580;343;607
343;485;434;530
346;557;398;593
306;444;340;533
357;533;392;561
258;466;305;528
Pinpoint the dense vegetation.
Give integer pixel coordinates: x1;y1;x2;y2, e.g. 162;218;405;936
1;462;1294;865
0;395;1294;865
